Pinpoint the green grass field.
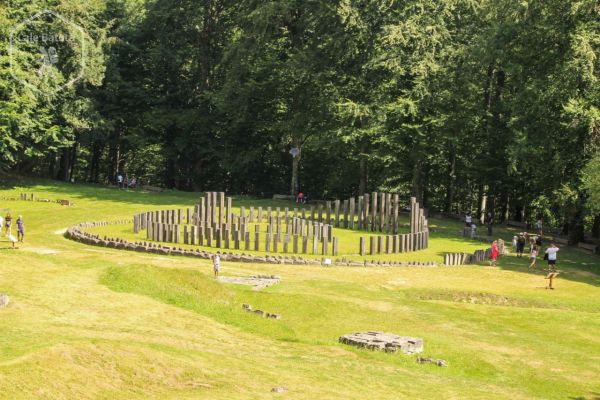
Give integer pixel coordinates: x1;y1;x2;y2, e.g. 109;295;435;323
1;181;600;399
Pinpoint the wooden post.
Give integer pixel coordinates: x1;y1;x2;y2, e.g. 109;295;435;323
245;232;251;250
342;200;349;228
364;193;370;232
283;235;289;253
380;192;386;232
349;197;355;229
371;192;377;232
393;194;399;234
227;197;233;228
360;237;366;256
357;196;363;230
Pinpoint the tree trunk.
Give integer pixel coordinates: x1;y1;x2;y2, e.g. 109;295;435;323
592;215;600;238
290;146;301;196
57;147;71;182
359;155;367;196
69;133;80;183
568;194;586;245
411;158;423;204
444;143;456;213
477;185;485;224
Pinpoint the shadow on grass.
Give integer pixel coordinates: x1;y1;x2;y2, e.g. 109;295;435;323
568;393;600;400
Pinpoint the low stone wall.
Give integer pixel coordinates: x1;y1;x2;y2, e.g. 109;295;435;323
444;250;488;266
65;220;443;268
0;193;72;205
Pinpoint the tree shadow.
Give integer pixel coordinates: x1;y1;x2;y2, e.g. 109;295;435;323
568;393;600;400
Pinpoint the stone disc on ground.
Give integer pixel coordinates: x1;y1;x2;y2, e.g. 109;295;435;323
339;332;424;354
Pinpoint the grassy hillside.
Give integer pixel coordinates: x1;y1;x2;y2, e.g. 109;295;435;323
1;181;599;399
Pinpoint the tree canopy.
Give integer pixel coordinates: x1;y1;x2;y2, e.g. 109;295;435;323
1;0;599;241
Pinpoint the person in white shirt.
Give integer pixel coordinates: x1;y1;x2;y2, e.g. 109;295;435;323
545;244;559;271
465;213;472;227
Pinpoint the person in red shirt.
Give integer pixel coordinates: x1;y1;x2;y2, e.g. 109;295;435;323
490;240;499;266
296;191;304;204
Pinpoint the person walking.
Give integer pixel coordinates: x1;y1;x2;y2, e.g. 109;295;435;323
490;240;499;266
4;212;12;236
528;244;538;270
545;243;560;272
213;254;221;278
128;175;137;189
16;215;24;243
485;212;494;236
465;213;472;227
117;174;124;189
296;191;304;204
517;234;526;257
0;214;3;238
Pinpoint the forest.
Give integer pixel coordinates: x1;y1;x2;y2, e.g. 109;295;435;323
1;0;599;242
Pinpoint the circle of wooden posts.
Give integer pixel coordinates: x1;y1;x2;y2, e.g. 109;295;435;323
133;192;431;257
133;192;340;256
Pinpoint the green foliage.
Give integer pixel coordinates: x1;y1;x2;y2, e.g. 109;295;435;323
583;153;600;213
1;0;600;234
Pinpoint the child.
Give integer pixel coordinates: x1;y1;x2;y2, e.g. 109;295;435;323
4;213;12;236
529;244;538;270
490;240;499;266
213;254;221;278
545;244;560;272
16;216;24;243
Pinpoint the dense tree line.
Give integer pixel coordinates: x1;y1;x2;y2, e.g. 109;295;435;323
1;0;599;242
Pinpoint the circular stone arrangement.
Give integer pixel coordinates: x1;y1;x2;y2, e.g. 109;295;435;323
339;332;424;354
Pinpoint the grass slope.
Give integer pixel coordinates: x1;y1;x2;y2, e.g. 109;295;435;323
0;180;599;399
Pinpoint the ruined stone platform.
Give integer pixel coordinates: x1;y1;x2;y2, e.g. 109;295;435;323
339;332;423;354
218;275;280;291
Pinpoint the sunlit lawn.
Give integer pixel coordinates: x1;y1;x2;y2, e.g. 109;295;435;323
1;180;599;399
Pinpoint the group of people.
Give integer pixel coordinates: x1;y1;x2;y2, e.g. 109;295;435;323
0;212;25;248
296;191;309;205
116;174;137;190
512;232;559;271
464;212;495;236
